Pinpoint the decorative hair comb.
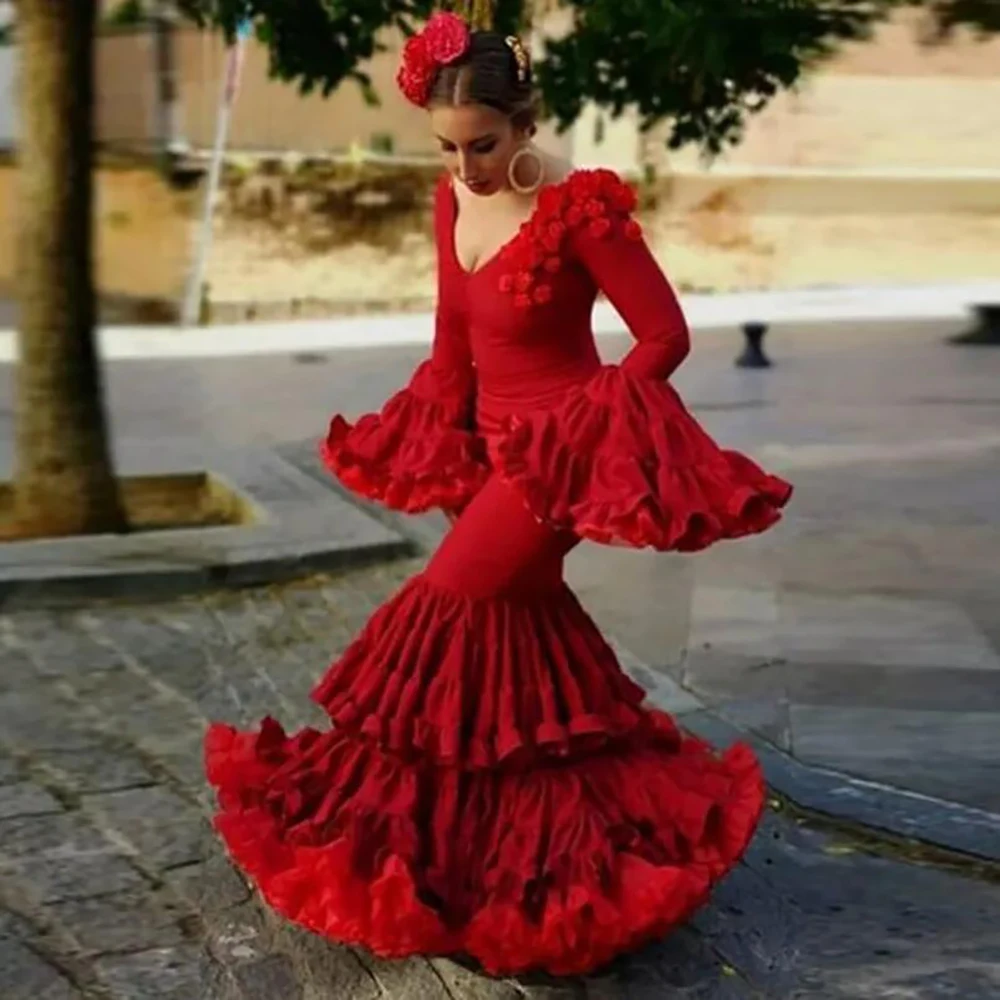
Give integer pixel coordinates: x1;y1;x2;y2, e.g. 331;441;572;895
505;34;530;84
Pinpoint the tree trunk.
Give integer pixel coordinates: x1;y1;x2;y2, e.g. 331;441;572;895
13;0;127;538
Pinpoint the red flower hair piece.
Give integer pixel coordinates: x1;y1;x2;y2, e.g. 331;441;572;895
397;12;472;107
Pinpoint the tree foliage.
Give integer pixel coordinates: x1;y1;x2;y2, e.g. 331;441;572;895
538;0;901;154
178;1;523;99
106;0;146;26
918;0;1000;38
172;1;1000;153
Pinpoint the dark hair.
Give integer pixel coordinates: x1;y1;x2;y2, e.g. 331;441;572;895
428;31;536;131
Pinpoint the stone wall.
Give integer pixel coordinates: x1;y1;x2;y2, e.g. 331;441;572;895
0;161;196;322
641;171;1000;295
0;155;997;327
202;160;442;322
202;160;1000;323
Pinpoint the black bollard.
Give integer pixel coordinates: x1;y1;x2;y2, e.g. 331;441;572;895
736;321;772;368
950;304;1000;346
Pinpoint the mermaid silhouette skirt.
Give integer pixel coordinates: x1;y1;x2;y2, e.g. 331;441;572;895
205;474;767;976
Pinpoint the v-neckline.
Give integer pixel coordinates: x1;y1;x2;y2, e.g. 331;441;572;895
448;173;576;279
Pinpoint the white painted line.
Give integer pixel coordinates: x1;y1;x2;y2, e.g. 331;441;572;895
760;433;1000;471
0;281;997;363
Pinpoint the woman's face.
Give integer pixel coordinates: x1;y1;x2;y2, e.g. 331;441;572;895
429;103;523;197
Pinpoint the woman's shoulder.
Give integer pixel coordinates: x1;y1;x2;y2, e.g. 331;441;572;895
433;171;453;206
494;162;643;309
433;172;456;235
533;163;640;236
547;163;634;202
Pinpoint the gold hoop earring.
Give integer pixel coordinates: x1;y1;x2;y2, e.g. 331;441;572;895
507;144;544;195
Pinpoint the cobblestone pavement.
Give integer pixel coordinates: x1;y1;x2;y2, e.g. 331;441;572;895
2;559;999;999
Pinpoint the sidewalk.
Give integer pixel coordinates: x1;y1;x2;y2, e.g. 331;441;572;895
2;279;999;361
0;315;998;996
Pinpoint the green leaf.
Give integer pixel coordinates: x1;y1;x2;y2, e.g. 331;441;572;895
179;0;997;156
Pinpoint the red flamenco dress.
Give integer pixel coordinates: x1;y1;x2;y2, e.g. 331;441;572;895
205;169;793;976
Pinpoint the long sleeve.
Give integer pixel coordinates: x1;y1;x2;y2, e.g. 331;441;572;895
319;178;487;514
570;185;690;381
494;168;789;551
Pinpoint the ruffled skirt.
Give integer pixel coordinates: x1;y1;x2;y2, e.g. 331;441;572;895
205;575;766;976
210;363;783;974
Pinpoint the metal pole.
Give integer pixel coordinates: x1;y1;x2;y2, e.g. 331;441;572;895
179;21;250;328
151;0;182;161
950;304;1000;346
736;321;772;368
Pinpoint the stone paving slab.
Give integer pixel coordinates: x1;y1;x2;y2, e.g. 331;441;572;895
671;418;1000;814
611;648;1000;862
686;584;1000;677
0;562;998;997
0;442;409;608
679;557;1000;819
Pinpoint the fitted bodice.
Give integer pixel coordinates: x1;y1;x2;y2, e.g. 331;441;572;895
322;166;788;560
437;181;604;440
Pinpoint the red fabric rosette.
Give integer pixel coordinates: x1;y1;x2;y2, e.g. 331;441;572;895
396;12;471;107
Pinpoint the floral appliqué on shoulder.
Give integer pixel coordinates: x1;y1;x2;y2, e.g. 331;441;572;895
498;169;644;309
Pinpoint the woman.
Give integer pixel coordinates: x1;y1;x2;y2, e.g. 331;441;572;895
205;6;792;978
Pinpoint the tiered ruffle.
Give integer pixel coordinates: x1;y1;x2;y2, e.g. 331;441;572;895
207;715;762;976
312;575;649;770
322;364;790;554
496;365;793;551
321;359;488;514
205;574;766;976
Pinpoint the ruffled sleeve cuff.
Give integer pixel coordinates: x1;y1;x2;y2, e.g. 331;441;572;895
496;365;792;552
321;360;489;514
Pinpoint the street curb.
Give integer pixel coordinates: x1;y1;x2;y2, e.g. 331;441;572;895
614;646;1000;865
2;280;999;362
681;710;1000;864
0;443;412;608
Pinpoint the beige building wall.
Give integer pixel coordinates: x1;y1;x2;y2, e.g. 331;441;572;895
819;9;1000;77
650;10;1000;173
95;30;156;148
175;27;438;157
656;75;1000;173
0;165;194;308
89;10;1000;170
